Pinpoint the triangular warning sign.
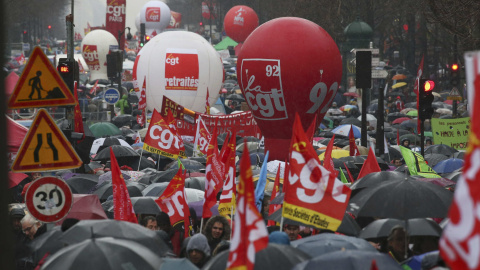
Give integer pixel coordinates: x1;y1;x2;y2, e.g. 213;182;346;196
11;109;82;172
8;46;77;109
449;87;461;97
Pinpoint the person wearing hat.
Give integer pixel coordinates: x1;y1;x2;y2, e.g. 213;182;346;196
186;234;211;267
10;207;26;242
395;96;405;111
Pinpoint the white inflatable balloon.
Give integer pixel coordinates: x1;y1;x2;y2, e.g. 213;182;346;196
81;30;118;81
135;12;141;33
140;1;171;33
135;31;223;113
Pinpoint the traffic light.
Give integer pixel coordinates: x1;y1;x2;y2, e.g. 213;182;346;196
140;23;145;47
199;22;203;26
145;35;151;44
48;25;52;30
22;30;28;42
107;51;123;79
451;63;460;86
419;79;435;120
57;58;78;93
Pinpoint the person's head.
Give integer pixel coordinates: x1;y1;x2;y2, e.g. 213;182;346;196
402;139;410;147
397;96;401;100
393;158;404;167
203;216;231;242
156;212;172;233
31;172;42;180
284;224;300;241
141;216;158;231
187;234;210;267
425;138;432;146
388;226;409;257
9;208;25;232
21;214;42;240
331;102;337;108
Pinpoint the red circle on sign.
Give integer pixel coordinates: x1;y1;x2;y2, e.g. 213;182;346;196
25;177;73;223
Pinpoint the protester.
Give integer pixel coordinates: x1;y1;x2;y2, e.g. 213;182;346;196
284;224;302;241
387;226;413;263
10;208;25;242
156;212;182;255
115;94;130;115
186;234;211;268
395;96;405;111
202;215;231;252
140;216;158;231
211;240;230;256
20;213;46;241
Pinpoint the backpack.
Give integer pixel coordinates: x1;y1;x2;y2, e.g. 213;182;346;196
123;100;132;114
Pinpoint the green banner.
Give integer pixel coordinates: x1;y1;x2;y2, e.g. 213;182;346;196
431;117;470;150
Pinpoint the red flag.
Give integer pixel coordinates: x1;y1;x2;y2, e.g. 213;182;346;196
439;74;480;269
370;260;379;270
111;148;138;223
226;138;268;270
193;116;212;157
415;56;424;133
306;114;317;143
356;147;381;180
133;131;142;144
138;77;147;110
203;125;223;218
323;134;338;177
143;109;186;159
155;166;190;237
349;125;360;156
283;114;351;231
89;80;99;95
267;163;282;226
343;162;355;183
136;114;145;126
219;130;237;220
73;81;85;142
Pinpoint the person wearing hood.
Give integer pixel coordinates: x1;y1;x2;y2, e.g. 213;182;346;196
202;215;231;252
186;234;210;268
115;94;130;115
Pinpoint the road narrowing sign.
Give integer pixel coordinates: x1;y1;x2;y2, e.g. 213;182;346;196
8;46;77;109
25;177;73;223
11;109;82;172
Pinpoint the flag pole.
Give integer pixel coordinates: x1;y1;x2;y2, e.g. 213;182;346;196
230;205;233;239
279;215;284;232
200;218;204;233
137;150;143;171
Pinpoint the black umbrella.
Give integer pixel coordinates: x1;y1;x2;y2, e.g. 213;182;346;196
106;197;161;215
290;233;377;258
202;243;310;270
225;93;245;102
189;156;207;165
65;174;99;194
384;147;402;161
425;144;458;156
92;180;146;201
127;92;139;104
184;143;194;157
350;171;411;191
119;156;156;170
293;250;403;270
93;145;139;163
424;153;450;168
95;137;126;154
84;161;103;174
387;112;408;122
166;159;206;172
28;227;63;265
443;171;462;182
58;220;172;256
185;177;206;191
42;237;164;270
359;218;443;240
340;118;362;127
119;126;135;136
349;178;453;219
149;169;178;184
141;182;170;197
112;114;136;128
452;151;465;160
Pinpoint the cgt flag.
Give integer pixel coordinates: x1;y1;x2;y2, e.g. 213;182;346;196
193;116;212;157
143;109;186;159
203;125;223;218
111;147;138;224
138;76;147;110
283;114;351;231
227;137;268;270
439;67;480;270
349;125;360;156
219;130;237;220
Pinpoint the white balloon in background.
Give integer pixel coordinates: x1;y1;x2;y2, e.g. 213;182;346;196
81;30;118;81
135;12;141;33
140;1;171;33
135;31;223;113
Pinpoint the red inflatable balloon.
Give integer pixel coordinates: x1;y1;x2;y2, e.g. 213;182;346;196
238;17;342;160
224;6;259;43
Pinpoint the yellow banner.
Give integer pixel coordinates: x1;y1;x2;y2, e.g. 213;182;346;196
282;201;342;231
143;144;186;159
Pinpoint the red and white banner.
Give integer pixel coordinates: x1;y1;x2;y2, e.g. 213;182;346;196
105;0;126;51
283;114;351;231
156;166;190;237
143;109;186;159
136;114;145;126
111;148;138;224
167;11;182;29
202;1;217;20
439;52;480;270
82;44;100;71
138;77;147;110
349;125;360;156
202;125;223;218
193;116;211;157
227;137;268;270
267;163;282;226
219;130;237;220
89;80;99;95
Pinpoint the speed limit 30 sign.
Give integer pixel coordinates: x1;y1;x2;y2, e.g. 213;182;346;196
25;177;73;223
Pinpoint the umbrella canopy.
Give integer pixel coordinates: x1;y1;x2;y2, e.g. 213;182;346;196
41;237;164;270
452;151;465;159
392;117;411;124
185;177;206;191
340;118;362;127
225;93;245;102
293;250;403;270
433;158;465;174
158;258;199;270
358;218;443;240
112;114;136;128
56;194;108;224
357;114;376;121
343;92;360;97
202;243;310;270
58;220;171;256
415;177;456;187
28;227;63;265
188;200;219;217
342;145;369;155
89;122;122;138
318;149;350;160
8;171;28;188
93;145;140;162
392;74;407;80
331;125;361;138
406;110;418;117
92;180;146;201
387;112;409;122
236;141;261;152
65;174;99;194
400;121;418;130
350;171;412;192
424;153;450;168
90;137;133;155
425;144;458;156
349;178;453;219
167;159;206;172
400;134;421;144
291;233;377;258
106;196;161;215
443;171;462;182
392;82;407;89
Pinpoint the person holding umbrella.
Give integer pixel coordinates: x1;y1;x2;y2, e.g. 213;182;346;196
387;226;413;263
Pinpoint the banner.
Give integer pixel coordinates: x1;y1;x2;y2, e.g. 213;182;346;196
167;11;182;29
193;116;211;157
143;109;186;159
431;117;470;150
105;0;126;51
283;114;351;231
